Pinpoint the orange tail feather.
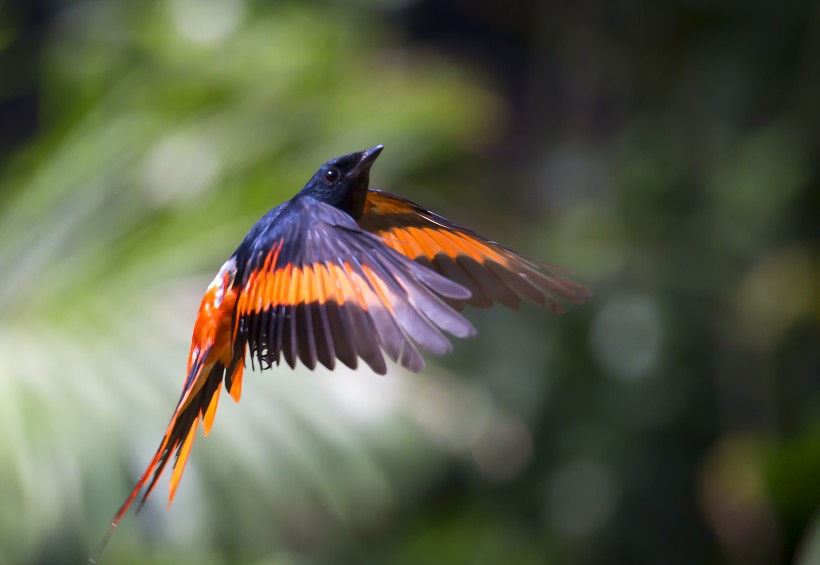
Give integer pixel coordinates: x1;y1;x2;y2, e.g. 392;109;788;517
90;423;175;563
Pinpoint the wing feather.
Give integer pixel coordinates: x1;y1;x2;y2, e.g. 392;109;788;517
282;304;298;369
231;197;475;375
322;300;358;369
360;189;591;311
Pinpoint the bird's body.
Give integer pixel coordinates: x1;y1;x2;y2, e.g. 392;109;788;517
93;145;589;560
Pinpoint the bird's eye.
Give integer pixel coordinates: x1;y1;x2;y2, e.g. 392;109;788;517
323;167;340;184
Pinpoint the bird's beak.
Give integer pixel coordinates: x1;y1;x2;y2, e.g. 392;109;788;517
349;145;384;176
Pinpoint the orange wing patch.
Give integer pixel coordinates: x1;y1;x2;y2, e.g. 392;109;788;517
361;189;591;311
380;225;508;265
235;257;407;317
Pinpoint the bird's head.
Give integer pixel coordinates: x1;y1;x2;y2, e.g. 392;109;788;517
298;144;383;220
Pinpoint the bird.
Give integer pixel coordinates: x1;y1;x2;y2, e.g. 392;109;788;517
92;144;590;560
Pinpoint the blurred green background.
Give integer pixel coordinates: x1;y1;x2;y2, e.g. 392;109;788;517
1;0;819;564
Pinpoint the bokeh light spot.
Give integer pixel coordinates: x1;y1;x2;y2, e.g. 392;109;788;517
323;367;403;425
142;133;221;207
169;0;245;45
472;413;533;482
590;293;662;382
545;458;618;539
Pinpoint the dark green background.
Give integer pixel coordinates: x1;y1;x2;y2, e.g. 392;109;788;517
0;1;818;564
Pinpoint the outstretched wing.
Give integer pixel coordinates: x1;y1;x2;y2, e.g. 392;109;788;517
360;189;591;311
231;196;476;376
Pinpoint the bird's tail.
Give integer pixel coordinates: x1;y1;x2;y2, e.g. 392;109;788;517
90;352;245;563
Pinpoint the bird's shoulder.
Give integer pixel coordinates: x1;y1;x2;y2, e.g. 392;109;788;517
231;196;363;286
231;200;293;283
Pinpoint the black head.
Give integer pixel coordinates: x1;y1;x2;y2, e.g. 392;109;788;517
298;145;383;221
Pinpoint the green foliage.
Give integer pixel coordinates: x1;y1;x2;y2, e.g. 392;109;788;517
0;1;818;564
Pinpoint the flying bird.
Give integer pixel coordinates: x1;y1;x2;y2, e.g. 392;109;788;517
93;144;590;560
